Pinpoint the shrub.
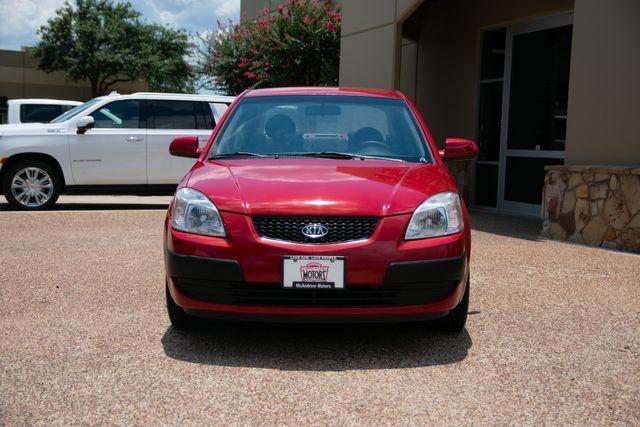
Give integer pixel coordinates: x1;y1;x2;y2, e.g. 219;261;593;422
200;0;341;95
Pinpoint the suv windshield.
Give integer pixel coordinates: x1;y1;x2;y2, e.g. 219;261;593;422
210;95;431;162
50;98;101;123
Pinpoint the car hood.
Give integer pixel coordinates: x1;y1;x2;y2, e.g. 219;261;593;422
187;158;452;216
0;122;67;136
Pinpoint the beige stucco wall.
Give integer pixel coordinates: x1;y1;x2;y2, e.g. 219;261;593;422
565;0;640;166
399;39;418;101
241;0;277;21
339;0;422;90
0;49;148;104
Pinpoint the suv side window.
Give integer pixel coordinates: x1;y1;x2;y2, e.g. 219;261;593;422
20;104;65;123
196;102;216;130
91;100;141;128
148;100;214;130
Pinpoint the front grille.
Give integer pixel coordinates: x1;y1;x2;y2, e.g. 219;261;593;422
174;278;457;307
252;216;378;244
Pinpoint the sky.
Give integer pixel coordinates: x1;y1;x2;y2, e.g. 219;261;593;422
0;0;241;51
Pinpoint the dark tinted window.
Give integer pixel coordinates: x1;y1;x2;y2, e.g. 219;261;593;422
196;102;215;129
504;157;564;204
507;25;572;151
148;100;214;130
90;100;140;128
474;163;499;207
0;96;7;124
477;81;502;161
480;28;506;80
20;104;65;123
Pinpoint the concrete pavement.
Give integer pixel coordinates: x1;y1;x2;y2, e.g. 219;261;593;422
0;203;638;425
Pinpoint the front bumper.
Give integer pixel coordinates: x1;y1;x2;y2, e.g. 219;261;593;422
165;211;469;320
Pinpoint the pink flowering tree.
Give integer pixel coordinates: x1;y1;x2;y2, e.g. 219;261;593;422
199;0;341;95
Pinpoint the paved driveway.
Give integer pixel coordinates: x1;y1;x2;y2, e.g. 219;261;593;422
0;200;638;425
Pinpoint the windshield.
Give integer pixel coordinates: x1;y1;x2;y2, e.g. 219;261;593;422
50;98;102;123
210;95;431;162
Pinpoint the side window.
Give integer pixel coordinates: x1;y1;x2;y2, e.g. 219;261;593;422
20;104;64;123
149;100;200;129
195;102;215;130
90;100;140;128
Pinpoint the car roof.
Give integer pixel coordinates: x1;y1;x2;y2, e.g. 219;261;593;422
7;99;82;105
127;92;235;102
91;92;235;103
243;87;404;99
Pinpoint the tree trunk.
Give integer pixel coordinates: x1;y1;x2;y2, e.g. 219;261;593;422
98;77;106;96
90;78;99;98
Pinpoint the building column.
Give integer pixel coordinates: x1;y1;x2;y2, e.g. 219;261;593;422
338;0;422;90
565;0;640;166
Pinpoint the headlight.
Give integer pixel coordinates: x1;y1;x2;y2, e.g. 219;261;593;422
405;192;463;240
171;187;225;237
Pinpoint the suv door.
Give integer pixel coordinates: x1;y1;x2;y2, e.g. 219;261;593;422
146;100;215;184
68;99;147;185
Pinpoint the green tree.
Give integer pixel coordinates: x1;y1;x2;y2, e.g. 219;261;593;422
200;0;341;95
33;0;195;97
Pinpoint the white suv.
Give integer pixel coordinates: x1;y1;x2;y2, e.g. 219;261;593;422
0;92;234;209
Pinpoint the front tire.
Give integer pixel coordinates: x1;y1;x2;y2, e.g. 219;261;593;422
2;160;61;210
166;281;196;328
436;276;470;332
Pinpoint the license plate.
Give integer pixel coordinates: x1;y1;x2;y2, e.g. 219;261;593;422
282;256;345;289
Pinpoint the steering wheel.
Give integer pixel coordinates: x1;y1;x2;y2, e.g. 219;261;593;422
358;141;394;155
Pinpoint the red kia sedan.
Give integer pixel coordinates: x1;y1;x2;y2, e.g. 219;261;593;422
164;87;478;331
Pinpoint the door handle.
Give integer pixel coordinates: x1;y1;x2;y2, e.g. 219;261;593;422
125;136;144;142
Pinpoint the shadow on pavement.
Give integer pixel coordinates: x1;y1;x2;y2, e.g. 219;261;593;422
161;321;471;371
0;202;168;211
469;209;542;241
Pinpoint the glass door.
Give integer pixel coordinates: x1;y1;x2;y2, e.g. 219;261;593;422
472;28;505;209
498;13;573;215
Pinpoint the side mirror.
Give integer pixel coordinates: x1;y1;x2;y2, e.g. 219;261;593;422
439;138;479;161
76;116;95;134
169;136;201;158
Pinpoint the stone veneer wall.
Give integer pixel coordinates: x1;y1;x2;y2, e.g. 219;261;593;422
542;165;640;252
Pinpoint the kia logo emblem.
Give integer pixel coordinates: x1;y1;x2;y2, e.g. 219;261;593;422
301;223;329;239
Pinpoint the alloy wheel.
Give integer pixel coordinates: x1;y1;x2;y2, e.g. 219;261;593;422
10;167;55;208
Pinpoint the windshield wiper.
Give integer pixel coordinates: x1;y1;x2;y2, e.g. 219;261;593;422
209;152;268;160
293;152;405;162
210;151;406;162
298;151;354;159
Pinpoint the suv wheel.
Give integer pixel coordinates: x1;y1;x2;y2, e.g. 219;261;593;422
435;276;469;332
166;281;196;328
2;160;61;210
